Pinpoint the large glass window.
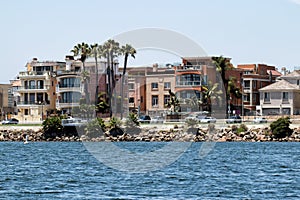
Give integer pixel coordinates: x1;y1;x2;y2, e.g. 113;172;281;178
60;77;81;88
177;74;201;86
60;92;81;103
29;80;35;89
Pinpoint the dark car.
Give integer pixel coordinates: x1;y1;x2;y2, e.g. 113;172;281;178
2;118;19;125
138;115;151;124
226;115;242;124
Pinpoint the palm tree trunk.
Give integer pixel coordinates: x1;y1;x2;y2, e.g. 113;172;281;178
120;53;128;119
82;61;90;104
107;52;112;117
95;53;99;117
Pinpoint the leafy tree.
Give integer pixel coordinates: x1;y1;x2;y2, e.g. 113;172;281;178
270;117;292;138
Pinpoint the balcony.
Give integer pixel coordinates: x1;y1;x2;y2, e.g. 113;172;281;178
17;85;50;92
176;65;203;71
17;101;50;107
19;71;51;78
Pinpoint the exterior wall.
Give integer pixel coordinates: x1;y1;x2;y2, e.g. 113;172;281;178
146;70;175;116
0;84;14;120
237;64;280;115
259;90;295;115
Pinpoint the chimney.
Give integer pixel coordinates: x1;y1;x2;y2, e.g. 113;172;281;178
153;63;158;72
65;55;74;71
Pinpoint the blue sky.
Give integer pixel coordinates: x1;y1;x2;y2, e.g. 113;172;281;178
0;0;300;83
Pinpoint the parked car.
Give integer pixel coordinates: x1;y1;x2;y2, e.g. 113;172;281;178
138;115;151;124
200;116;217;123
253;117;267;123
226;115;242;124
185;114;206;122
151;116;164;124
2;118;19;125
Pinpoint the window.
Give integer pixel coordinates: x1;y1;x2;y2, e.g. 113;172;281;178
37;80;44;89
151;82;158;90
164;82;171;90
282;92;288;101
29;93;35;104
164;95;170;107
128;83;134;90
152;95;158;107
24;109;29;115
60;92;81;103
297;80;300;85
29;80;35;89
129;97;134;103
243;94;250;102
264;92;270;102
244;80;250;89
140;96;143;103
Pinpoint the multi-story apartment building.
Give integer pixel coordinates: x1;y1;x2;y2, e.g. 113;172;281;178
175;57;219;113
146;64;175;116
237;64;281;115
16;58;62;123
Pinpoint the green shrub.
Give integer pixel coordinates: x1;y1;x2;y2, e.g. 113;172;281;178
237;124;248;133
270;117;292;138
42;116;64;138
85;118;106;138
185;119;198;127
125;113;140;128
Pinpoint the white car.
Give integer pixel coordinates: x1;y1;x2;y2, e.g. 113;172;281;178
200;116;217;123
253;117;267;123
151;116;164;124
185;114;206;122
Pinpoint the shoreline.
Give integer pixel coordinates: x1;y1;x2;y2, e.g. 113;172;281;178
0;124;300;142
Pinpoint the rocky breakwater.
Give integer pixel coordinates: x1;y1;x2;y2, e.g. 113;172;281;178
80;125;300;142
1;125;300;142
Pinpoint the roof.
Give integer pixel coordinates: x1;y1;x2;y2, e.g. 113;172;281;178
259;79;300;91
280;70;300;78
267;70;281;76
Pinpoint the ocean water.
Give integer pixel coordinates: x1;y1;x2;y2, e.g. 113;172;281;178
0;142;299;199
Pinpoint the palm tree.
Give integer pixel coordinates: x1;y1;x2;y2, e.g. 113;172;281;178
120;44;136;119
103;39;121;117
71;42;91;104
201;82;223;112
90;43;99;106
212;56;233;116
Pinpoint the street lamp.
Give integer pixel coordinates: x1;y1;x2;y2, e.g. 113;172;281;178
39;101;45;121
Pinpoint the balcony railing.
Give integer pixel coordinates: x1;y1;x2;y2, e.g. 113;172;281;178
59;84;81;88
18;85;50;90
17;101;50;106
176;65;203;71
19;71;51;77
176;81;201;86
